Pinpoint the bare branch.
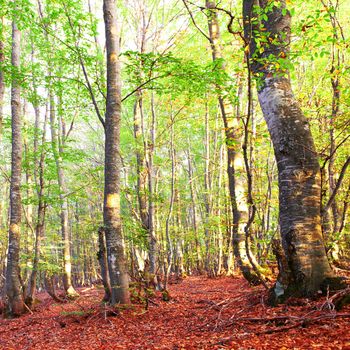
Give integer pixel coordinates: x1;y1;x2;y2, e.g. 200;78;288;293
181;0;211;41
323;156;350;213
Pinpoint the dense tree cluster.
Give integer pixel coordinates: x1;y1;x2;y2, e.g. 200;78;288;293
0;0;348;317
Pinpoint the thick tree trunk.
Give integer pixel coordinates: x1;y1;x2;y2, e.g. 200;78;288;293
0;17;4;141
205;0;262;284
5;18;25;317
0;18;5;290
103;0;130;305
243;0;335;298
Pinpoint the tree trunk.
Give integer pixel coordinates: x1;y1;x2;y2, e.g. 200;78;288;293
49;95;78;298
165;115;175;286
243;0;335;298
5;17;25;317
205;0;262;284
174;189;184;277
186;148;202;272
103;0;130;305
203;103;211;273
25;103;48;307
148;94;158;281
0;16;4;141
216;144;224;275
133;91;149;233
97;227;111;302
23;115;34;287
324;4;342;261
0;16;5;295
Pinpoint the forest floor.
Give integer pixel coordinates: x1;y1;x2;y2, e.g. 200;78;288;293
1;275;350;349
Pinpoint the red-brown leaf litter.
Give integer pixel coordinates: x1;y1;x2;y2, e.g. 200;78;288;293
1;276;350;349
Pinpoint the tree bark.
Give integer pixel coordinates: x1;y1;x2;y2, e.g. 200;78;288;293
23;111;34;288
49;94;78;298
132;9;158;276
0;16;4;142
203;103;211;273
324;3;343;261
205;0;262;284
133;91;149;233
103;0;130;305
5;17;25;317
165;114;175;286
0;17;5;293
186;148;203;272
97;227;111;302
243;0;334;297
216;144;224;275
25;103;48;307
148;94;158;279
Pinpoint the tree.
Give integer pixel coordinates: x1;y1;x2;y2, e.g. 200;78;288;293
25;98;48;307
49;94;79;299
204;0;265;284
5;13;25;317
0;16;4;141
243;0;338;299
103;0;130;305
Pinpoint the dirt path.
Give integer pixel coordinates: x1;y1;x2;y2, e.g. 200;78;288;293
0;276;349;349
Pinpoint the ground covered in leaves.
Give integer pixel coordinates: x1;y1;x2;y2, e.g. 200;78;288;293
1;276;350;349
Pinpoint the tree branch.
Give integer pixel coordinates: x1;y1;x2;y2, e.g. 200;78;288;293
181;0;211;41
323;156;350;213
121;73;170;102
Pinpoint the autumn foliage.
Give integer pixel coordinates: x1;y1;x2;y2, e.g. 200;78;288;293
1;276;350;349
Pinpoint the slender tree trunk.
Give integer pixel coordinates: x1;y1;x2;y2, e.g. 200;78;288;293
325;4;342;261
23;114;34;287
97;227;111;301
131;8;159;276
186;148;202;272
103;0;130;304
5;17;25;317
203;103;211;273
165;115;175;286
243;0;335;298
133;91;149;233
148;94;157;279
49;95;78;298
205;0;262;284
25;104;48;306
174;189;184;277
216;144;224;275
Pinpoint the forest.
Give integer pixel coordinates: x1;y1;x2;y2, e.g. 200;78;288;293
0;0;349;348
